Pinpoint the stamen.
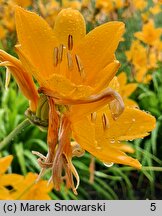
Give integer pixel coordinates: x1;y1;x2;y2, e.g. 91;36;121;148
68;35;73;50
5;67;11;90
91;112;97;123
32;151;47;161
89;156;95;184
67;52;73;70
102;113;109;130
75;54;85;77
54;47;59;66
58;44;64;62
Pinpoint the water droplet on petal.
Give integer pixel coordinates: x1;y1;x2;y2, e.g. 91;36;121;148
110;138;115;144
95;140;102;150
103;162;114;167
132;118;136;122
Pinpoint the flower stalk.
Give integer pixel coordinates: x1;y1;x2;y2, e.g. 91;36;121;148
0;118;31;150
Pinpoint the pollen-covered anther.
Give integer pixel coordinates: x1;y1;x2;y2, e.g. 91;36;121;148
75;54;85;77
91;112;97;123
68;35;73;50
5;67;11;90
102;113;109;130
58;44;64;62
67;52;73;70
54;47;59;66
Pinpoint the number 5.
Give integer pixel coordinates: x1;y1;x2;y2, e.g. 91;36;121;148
150;203;156;211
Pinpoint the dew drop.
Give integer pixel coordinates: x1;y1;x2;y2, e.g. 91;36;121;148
95;140;101;150
110;138;115;144
132;118;136;122
103;162;114;167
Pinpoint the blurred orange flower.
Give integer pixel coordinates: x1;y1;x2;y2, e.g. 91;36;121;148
0;155;52;200
135;20;162;46
116;72;138;107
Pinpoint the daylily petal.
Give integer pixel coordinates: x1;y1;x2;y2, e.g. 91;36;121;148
11;173;52;200
0;155;13;174
134;32;144;43
0;187;13;200
68;87;124;122
124;98;138;108
75;21;125;84
72;106;155;167
109;76;120;92
44;74;93;99
93;60;120;92
112;143;135;154
15;45;45;86
15;6;58;78
121;83;138;98
0;50;39;112
13;0;32;7
54;8;86;47
117;72;127;87
72;117;141;168
0;174;24;187
94;106;156;141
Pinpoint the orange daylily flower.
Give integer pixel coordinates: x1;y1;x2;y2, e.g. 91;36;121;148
62;0;82;10
110;72;138;107
0;7;156;194
0;25;7;40
12;0;33;8
130;0;147;11
95;0;114;13
0;155;52;200
134;20;162;46
38;0;60;28
126;40;159;83
149;4;162;15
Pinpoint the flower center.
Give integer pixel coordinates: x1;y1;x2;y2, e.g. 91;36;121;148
53;35;85;79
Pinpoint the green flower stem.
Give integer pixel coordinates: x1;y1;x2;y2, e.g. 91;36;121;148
0;118;31;151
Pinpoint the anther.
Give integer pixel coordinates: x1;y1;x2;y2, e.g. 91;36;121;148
75;54;85;77
102;113;109;130
5;67;11;90
54;47;59;66
68;35;73;50
67;52;73;70
91;112;97;123
58;44;64;63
